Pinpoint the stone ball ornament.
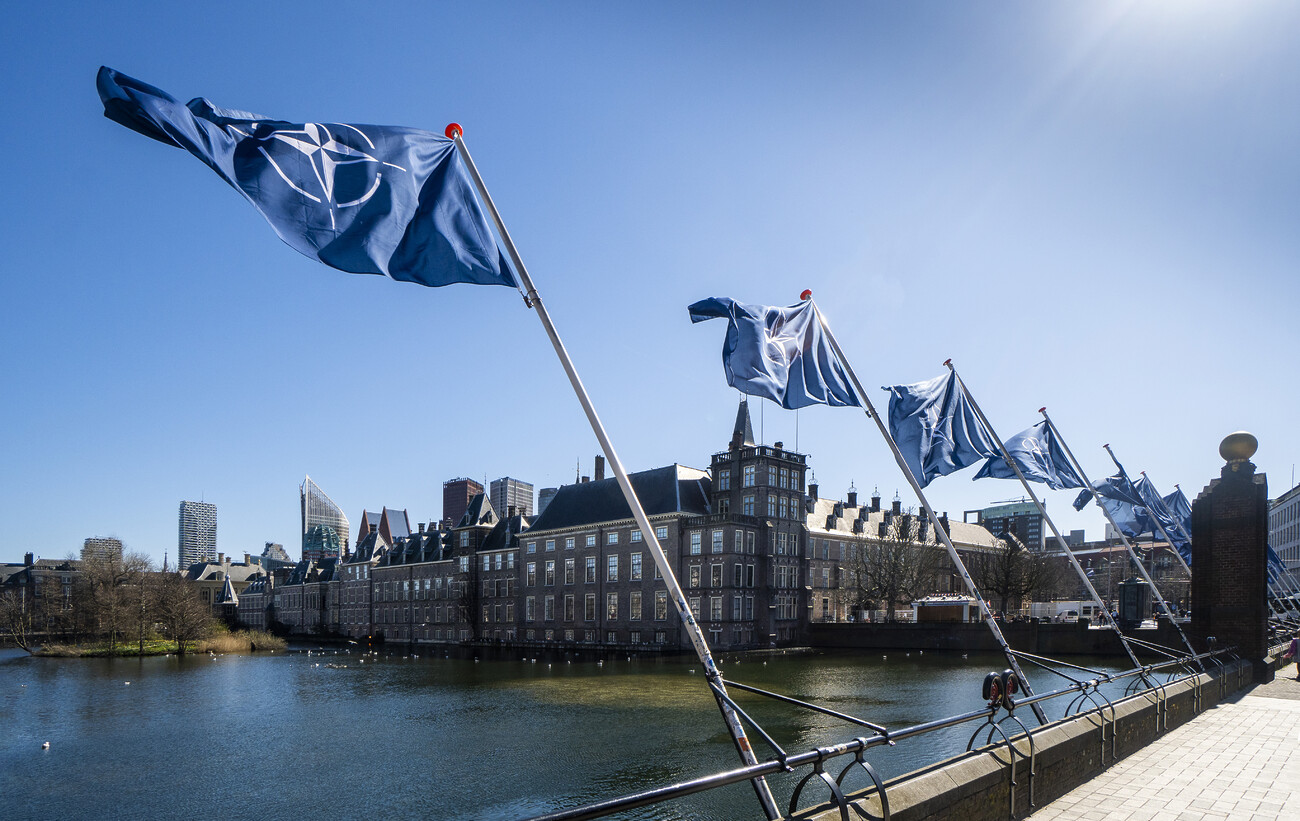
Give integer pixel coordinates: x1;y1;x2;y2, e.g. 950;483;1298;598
1219;431;1258;463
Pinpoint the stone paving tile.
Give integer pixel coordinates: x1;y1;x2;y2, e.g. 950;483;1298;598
1025;673;1300;820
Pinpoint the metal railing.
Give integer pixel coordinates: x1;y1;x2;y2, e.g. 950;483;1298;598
526;645;1239;821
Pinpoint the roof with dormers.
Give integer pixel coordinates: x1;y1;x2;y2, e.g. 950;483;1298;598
803;497;1000;551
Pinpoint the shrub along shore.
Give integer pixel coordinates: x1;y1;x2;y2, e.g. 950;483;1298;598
37;629;286;657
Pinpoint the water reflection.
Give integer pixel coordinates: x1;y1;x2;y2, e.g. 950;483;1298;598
0;646;1130;820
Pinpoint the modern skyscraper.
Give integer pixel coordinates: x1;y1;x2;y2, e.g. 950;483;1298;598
301;476;350;562
443;478;483;527
537;487;558;516
82;537;124;563
490;476;534;517
178;501;217;570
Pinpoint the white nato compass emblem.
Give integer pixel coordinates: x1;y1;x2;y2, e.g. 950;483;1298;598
258;123;407;229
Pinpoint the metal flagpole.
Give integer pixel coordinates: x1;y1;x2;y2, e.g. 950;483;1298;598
948;371;1145;669
1265;564;1300;623
1039;411;1203;668
1103;447;1193;580
446;126;781;819
809;296;1048;725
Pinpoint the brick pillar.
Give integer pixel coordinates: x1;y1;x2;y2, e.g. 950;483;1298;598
1190;432;1271;682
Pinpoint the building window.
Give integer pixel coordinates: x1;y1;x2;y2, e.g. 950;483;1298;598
607;555;619;581
526;596;536;621
545;560;555;586
482;555;491;571
507;552;515;569
768;466;777;486
527;541;536;554
711;597;723;621
564;594;575;622
584;593;596;621
743;465;755;487
746;531;755;554
585;556;597;584
630;552;642;580
780;468;789;489
631;530;642;542
655;591;668;621
778;496;788;519
710;564;723;588
526;562;536;587
461;532;470;548
690;532;702;555
545;539;555;552
544;595;555;621
606;631;618;644
768;496;777;518
689;597;701;619
564;558;575;585
719;470;730;491
630;591;642;621
689;565;701;588
586;534;597;547
733;595;743;620
712;530;724;554
607;593;619;620
655;526;668;540
565;537;575;550
743;495;755;516
733;563;743;587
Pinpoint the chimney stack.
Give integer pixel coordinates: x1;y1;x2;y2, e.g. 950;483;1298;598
891;499;902;515
418;522;425;534
217;552;225;565
595;455;605;481
243;553;250;565
774;441;783;452
508;505;516;518
871;491;881;513
809;483;818;501
24;552;34;567
847;490;858;508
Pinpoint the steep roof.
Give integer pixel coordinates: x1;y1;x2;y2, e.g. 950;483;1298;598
732;399;756;448
524;465;711;534
456;493;498;529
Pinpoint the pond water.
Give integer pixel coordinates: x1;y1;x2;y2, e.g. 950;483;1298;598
0;644;1134;820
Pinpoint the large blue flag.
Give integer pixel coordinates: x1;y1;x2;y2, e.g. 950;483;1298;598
1133;474;1190;560
97;67;515;289
1163;488;1192;536
1073;472;1151;538
688;297;860;410
885;371;999;487
973;420;1085;490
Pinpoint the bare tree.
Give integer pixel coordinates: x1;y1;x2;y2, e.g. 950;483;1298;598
971;534;1051;617
152;573;212;655
850;513;946;622
0;590;37;652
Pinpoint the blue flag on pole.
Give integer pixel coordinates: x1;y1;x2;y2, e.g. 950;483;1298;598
885;371;999;487
97;67;516;289
1163;488;1192;536
1073;472;1150;538
688;297;860;410
973;421;1086;490
1133;474;1189;547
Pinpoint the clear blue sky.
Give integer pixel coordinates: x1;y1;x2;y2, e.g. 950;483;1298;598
3;1;1297;567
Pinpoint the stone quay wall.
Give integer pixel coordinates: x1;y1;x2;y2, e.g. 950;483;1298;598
797;657;1254;821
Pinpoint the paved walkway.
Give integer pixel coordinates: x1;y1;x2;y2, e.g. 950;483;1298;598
1026;666;1300;821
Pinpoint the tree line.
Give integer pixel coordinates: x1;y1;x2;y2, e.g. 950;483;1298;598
0;552;215;655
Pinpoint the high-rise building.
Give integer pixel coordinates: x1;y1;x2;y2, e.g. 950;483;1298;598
490;477;534;517
82;537;124;563
968;500;1044;550
178;501;217;570
301;476;350;562
443;478;483;527
537;487;558;516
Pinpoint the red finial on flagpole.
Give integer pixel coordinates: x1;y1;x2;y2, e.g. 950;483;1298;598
445;123;463;140
943;359;952;367
800;289;812;301
1038;407;1046;414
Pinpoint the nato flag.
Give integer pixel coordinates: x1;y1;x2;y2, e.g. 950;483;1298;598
885;371;999;487
688;297;860;410
97;67;516;289
973;421;1085;491
1133;474;1189;548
